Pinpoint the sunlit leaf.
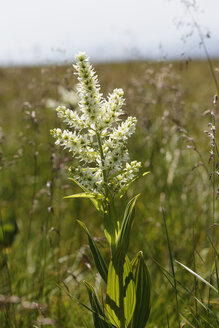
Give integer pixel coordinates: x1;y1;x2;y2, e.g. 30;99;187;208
114;194;140;258
106;254;136;328
130;251;150;328
64;192;103;199
68;177;104;212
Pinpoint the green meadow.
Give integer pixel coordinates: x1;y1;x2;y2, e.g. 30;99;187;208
0;59;218;327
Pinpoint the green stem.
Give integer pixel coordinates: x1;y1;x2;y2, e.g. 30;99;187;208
96;131;107;184
96;131;119;249
103;198;118;251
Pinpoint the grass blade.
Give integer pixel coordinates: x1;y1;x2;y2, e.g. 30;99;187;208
175;260;218;293
162;208;180;328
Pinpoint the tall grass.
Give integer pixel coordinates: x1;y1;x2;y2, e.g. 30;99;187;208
0;59;218;327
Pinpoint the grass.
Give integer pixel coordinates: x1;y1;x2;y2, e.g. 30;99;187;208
0;59;218;327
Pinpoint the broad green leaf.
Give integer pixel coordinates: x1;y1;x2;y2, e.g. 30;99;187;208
106;255;136;328
114;195;140;258
83;281;112;328
130;251;150;328
77;220;108;283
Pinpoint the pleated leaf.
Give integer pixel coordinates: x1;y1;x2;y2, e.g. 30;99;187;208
106;254;136;328
114;194;140;258
83;281;112;328
130;251;151;328
77;220;108;283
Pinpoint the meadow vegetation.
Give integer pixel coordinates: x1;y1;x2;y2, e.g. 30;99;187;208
0;58;218;327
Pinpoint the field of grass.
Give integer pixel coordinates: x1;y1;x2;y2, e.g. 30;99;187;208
0;59;218;327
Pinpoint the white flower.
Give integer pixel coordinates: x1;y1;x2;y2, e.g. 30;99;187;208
69;166;104;193
56;106;85;130
98;88;125;130
110;161;142;193
104;116;137;147
51;53;141;196
73;53;102;126
50;128;99;164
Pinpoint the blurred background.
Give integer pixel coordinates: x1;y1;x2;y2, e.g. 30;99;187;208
0;1;218;327
1;0;219;66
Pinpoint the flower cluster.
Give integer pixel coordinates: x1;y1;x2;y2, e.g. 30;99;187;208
50;53;141;196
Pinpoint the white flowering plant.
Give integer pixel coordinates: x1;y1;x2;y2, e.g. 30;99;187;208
50;53;150;328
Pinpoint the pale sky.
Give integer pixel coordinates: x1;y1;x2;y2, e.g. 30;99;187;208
1;0;219;65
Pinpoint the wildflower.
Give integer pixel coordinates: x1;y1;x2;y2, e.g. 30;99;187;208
50;53;141;197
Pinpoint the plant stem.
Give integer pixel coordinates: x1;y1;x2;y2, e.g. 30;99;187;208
96;131;107;184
